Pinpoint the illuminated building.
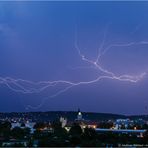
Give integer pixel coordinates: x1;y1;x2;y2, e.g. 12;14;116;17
77;108;83;120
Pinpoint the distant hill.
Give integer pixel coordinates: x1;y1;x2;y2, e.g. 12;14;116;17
0;111;148;122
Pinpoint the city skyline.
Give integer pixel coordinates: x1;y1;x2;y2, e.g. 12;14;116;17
0;1;148;114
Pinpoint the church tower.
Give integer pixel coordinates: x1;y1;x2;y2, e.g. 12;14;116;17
77;108;83;120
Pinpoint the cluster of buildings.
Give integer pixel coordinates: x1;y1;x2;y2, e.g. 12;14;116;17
0;109;148;147
60;109;147;137
1;109;148;137
3;109;148;131
11;121;36;134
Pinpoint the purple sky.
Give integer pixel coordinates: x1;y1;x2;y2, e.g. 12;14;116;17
0;1;148;115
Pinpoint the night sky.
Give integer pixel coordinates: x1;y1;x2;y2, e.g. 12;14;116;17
0;1;148;115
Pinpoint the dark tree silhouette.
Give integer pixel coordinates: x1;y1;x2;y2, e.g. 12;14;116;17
0;121;11;139
69;123;82;137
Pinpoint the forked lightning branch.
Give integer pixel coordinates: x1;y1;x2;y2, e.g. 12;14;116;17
0;30;147;109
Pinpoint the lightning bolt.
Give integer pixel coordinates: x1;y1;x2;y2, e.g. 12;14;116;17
0;27;147;110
